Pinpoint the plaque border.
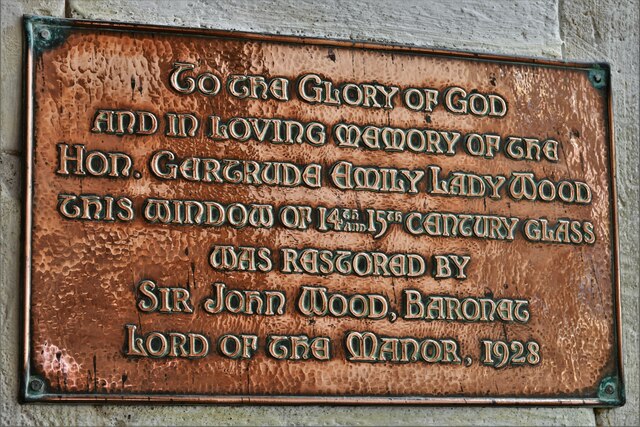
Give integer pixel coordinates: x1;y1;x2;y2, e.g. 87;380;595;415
20;15;624;406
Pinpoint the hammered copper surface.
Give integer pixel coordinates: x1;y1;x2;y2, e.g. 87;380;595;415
23;17;622;404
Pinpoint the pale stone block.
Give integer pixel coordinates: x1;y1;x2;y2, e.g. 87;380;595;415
560;2;640;424
69;0;563;57
0;0;66;153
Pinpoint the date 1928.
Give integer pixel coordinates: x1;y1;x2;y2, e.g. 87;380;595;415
481;339;541;368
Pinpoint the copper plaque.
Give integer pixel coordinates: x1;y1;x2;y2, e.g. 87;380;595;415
22;16;624;405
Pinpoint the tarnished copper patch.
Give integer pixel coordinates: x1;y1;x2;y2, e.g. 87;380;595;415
22;16;623;405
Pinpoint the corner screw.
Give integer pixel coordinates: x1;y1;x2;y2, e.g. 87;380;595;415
39;29;51;40
29;378;44;393
588;69;606;89
605;384;615;394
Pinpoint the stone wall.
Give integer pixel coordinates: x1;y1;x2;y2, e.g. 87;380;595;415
1;1;637;425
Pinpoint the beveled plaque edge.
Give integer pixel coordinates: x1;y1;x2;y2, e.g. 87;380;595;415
19;14;624;406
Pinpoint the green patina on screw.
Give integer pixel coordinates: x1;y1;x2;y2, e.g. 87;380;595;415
597;376;623;404
26;16;71;56
28;377;45;394
588;67;608;89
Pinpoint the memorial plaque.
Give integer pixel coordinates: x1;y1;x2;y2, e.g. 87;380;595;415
22;16;624;405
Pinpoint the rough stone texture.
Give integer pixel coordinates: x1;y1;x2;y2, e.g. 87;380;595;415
0;0;66;154
69;0;564;57
560;1;640;426
0;0;636;425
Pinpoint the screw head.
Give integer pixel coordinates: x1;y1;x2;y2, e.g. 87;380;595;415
594;74;602;82
39;29;51;40
29;378;44;392
605;384;615;394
